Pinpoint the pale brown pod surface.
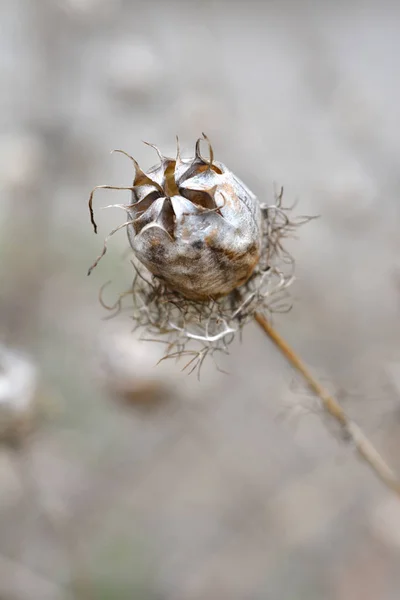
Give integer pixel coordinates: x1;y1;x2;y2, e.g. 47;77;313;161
127;135;262;300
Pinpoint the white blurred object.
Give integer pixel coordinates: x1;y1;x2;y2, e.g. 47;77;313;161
0;344;39;444
106;40;161;99
97;331;173;406
0;133;45;192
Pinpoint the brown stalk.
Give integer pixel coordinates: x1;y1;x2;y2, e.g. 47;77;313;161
254;312;400;498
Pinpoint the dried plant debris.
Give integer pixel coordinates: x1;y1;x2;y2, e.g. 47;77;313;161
88;134;312;375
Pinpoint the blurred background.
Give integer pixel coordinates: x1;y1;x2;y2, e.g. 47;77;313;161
1;0;400;598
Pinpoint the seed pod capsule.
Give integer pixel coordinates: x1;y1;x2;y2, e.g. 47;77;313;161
126;134;262;301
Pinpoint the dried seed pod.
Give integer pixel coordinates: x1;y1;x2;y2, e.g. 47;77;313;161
88;137;307;374
126;134;262;300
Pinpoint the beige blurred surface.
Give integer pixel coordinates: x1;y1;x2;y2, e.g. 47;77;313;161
1;1;400;598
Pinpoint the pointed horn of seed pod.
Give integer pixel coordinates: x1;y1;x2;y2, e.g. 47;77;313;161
142;140;174;173
174;135;191;186
194;133;214;169
112;149;164;195
201;132;214;168
175;135;183;170
142;140;164;164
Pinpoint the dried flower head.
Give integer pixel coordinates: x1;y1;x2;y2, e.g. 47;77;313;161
88;135;310;375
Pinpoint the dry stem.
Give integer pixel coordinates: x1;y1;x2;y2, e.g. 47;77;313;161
254;312;400;498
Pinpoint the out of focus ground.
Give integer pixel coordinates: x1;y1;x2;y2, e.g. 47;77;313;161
1;1;400;598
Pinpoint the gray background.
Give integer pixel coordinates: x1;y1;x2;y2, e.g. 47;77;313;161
1;1;400;598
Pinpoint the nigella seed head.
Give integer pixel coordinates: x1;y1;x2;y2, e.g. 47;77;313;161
88;136;312;375
122;134;262;301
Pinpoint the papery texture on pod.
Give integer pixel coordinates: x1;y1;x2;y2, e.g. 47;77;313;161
126;135;262;301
